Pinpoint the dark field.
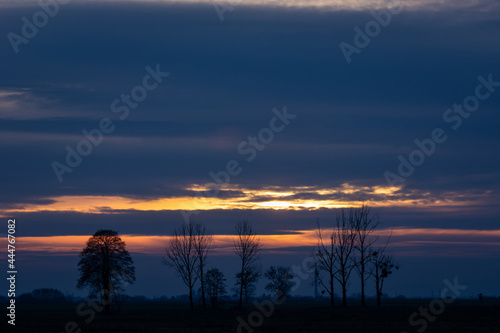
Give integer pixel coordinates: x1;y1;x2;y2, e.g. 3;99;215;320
3;299;499;333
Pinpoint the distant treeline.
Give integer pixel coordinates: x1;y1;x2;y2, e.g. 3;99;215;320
12;288;72;303
2;291;494;305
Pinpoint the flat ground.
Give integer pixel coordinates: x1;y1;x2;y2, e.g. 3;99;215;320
2;299;499;333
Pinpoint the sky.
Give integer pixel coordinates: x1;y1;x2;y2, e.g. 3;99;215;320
0;0;499;299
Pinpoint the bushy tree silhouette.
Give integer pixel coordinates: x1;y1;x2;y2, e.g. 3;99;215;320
204;268;226;309
264;265;296;298
77;230;135;313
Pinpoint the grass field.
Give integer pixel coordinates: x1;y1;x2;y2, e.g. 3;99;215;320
3;299;499;333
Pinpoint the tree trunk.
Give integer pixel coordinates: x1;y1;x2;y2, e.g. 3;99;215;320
238;287;243;309
360;264;365;307
375;271;381;308
342;270;347;307
238;263;244;309
103;284;111;313
361;284;365;307
189;286;194;311
329;276;335;308
200;264;206;310
112;288;121;313
342;285;347;307
245;285;250;303
103;251;111;314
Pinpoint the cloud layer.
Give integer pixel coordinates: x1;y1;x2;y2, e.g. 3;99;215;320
0;0;499;297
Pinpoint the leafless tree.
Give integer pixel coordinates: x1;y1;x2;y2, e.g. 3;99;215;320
371;246;398;307
352;205;379;307
233;220;261;309
194;223;213;310
162;222;199;310
333;209;357;307
312;219;337;307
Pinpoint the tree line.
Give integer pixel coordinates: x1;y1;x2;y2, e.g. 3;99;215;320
312;205;398;308
76;206;398;312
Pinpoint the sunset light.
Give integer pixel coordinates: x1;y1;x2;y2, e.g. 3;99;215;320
1;0;499;330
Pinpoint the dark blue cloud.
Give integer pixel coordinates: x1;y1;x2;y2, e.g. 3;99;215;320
0;0;499;297
0;1;498;208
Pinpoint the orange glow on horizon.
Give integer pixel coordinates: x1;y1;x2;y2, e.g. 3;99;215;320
11;227;500;258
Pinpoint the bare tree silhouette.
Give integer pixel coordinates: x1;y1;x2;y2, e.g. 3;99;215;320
352;205;379;307
371;245;399;307
163;222;199;310
233;220;261;309
194;223;213;310
333;209;357;307
312;219;337;308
